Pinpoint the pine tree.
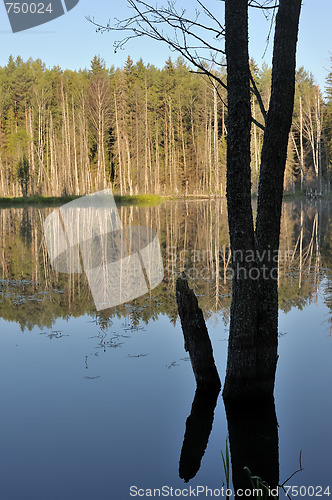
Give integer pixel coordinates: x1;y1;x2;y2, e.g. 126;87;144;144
16;154;30;197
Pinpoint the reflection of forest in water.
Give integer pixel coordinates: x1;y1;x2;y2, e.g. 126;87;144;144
1;200;332;498
0;199;330;330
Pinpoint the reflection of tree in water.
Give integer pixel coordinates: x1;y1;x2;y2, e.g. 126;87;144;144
179;389;219;483
0;200;323;492
279;201;324;312
0;200;330;330
319;203;332;332
176;275;280;498
175;260;305;498
223;397;279;499
177;386;303;498
20;207;32;244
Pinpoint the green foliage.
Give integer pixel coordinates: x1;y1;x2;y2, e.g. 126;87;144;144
323;58;332;173
90;55;107;75
221;438;230;489
0;195;81;206
16;155;30;197
113;193;165;206
325;56;332;101
244;467;278;500
0;55;330;197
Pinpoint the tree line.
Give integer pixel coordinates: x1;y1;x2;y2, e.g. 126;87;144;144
0;54;331;197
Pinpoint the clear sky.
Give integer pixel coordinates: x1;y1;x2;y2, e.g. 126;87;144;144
0;0;331;94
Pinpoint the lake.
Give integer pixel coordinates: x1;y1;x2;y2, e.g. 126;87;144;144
0;199;331;499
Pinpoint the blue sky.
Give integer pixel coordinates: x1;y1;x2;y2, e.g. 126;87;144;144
0;0;331;93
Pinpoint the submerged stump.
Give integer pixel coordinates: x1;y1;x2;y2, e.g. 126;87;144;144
176;272;221;392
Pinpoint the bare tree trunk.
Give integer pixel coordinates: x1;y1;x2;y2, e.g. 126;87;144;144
155;118;160;193
72;97;79;194
164;103;170;192
253;0;301;398
223;0;301;400
223;0;258;399
213;85;219;193
316;88;322;194
114;93;123;196
300;96;304;191
144;77;149;194
252;101;259;193
176;273;221;391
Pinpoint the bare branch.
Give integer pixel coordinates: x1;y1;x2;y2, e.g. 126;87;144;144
218;0;278;7
248;0;279;10
250;70;267;122
87;0;226;75
87;0;270;133
252;116;265;131
262;0;278;57
196;0;225;34
279;451;304;500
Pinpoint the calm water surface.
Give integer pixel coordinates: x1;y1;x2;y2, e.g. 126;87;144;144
0;200;331;499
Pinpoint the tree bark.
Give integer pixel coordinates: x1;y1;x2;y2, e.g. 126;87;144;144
223;0;302;400
254;0;302;398
223;0;258;399
176;273;221;391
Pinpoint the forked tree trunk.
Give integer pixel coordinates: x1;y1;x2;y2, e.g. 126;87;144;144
223;0;302;400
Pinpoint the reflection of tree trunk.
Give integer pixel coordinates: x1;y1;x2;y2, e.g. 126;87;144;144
179;389;219;482
224;396;279;499
291;131;308;190
299;203;303;288
316;90;322;195
176;273;221;391
315;206;321;303
20;207;31;243
215;207;220;311
300;96;304;191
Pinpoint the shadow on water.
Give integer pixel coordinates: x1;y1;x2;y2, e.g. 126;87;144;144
177;386;280;498
179;389;220;483
223;396;279;499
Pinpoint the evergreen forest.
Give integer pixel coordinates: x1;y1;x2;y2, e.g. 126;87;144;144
0;54;331;197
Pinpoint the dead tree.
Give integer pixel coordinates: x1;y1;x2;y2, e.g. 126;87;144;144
176;273;221;391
